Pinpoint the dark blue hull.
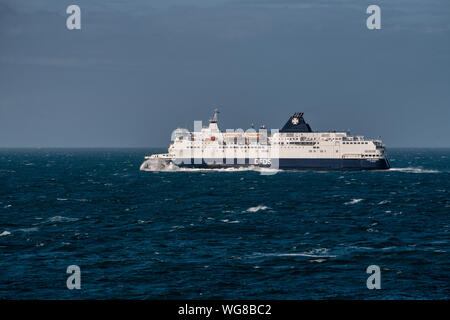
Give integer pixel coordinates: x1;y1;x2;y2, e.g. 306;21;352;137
176;158;390;170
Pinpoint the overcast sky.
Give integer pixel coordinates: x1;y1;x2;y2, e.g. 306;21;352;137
0;0;449;147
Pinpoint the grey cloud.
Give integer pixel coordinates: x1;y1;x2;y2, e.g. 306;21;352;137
0;0;449;147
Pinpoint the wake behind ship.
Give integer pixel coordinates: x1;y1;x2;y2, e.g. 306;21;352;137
141;110;390;171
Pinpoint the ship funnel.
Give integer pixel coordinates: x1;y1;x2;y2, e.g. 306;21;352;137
280;112;312;133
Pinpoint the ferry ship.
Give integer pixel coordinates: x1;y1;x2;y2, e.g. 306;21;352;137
141;109;390;170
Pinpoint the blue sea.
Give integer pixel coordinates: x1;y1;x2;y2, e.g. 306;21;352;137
0;148;448;299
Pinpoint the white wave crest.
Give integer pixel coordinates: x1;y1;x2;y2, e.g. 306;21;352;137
275;253;336;258
17;227;39;232
253;252;336;259
220;219;240;223
389;167;440;173
344;199;364;205
246;205;270;212
0;231;11;237
47;216;79;223
140;159;180;172
140;159;281;173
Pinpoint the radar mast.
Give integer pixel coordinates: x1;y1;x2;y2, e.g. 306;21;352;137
209;108;219;123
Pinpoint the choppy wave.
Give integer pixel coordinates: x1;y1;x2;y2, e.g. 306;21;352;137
252;252;337;259
140;159;280;173
1;148;448;299
246;205;270;212
140;160;179;171
17;227;39;232
274;253;336;258
220;219;240;223
309;259;327;263
47;216;79;223
344;199;364;205
389;167;440;173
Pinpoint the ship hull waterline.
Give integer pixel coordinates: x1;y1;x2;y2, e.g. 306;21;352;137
143;158;390;170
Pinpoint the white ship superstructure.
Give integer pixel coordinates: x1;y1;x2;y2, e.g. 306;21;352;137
141;109;390;170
